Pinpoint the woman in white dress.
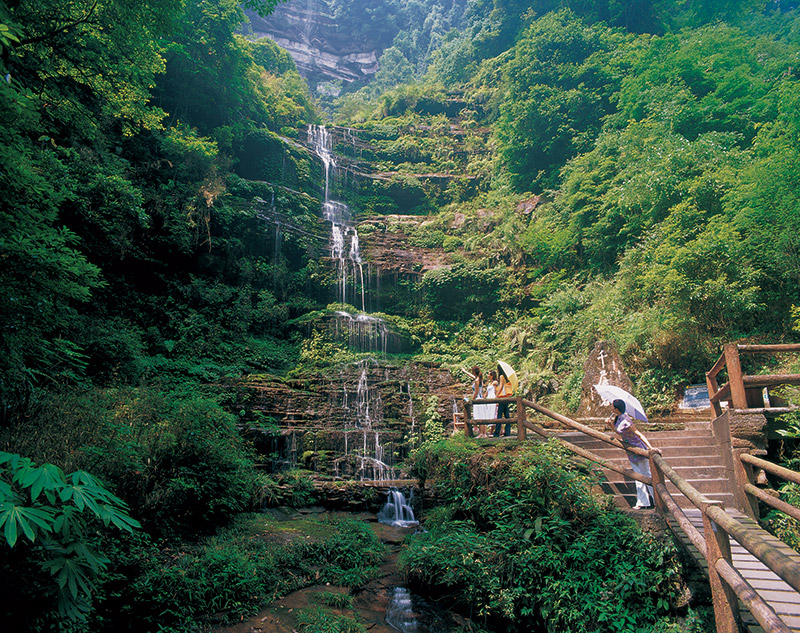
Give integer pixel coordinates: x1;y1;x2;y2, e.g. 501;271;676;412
482;370;498;437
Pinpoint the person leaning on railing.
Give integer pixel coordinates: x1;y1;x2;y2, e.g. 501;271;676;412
606;398;662;509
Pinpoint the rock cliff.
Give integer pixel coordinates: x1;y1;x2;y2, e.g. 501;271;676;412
243;2;392;92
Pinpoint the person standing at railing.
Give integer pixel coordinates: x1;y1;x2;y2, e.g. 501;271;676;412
462;366;486;436
493;369;514;437
606;399;661;509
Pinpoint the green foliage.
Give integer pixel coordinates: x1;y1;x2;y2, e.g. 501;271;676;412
261;469;320;507
0;452;140;622
420;395;446;447
402;440;683;632
80;387;262;538
496;10;640;190
295;606;366;633
91;514;382;633
420;262;506;319
316;590;354;609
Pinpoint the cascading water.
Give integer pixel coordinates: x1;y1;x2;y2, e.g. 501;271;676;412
330;359;398;481
308;124;365;312
378;489;417;527
386;587;418;632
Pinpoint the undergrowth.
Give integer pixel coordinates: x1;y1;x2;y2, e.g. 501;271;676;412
403;438;694;633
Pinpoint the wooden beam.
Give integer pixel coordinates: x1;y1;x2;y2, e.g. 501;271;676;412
740;453;800;486
738;343;800;353
742;374;800;388
724;343;748;409
703;502;741;633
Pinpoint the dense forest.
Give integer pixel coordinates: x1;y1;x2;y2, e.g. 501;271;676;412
2;0;800;631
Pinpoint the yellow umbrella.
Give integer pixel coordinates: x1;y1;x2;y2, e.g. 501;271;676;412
497;360;519;392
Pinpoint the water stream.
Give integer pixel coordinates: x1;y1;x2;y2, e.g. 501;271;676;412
386;587;418;632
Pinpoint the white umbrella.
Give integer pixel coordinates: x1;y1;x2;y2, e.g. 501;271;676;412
594;384;648;423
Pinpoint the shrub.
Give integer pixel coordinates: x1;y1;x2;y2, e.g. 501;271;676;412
0;452;140;627
80;387;261;538
401;440;683;632
295;606;366;633
88;514;385;633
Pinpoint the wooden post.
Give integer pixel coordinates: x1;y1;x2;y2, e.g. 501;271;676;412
464;401;474;438
702;502;741;633
724;343;748;410
649;452;665;513
516;396;526;441
737;451;760;519
706;371;723;419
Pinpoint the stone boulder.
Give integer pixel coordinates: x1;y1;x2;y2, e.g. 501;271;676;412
577;340;635;419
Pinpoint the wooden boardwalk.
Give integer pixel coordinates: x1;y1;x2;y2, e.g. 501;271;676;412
666;508;800;632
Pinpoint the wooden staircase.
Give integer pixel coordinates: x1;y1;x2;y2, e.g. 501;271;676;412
558;417;800;632
559;419;736;510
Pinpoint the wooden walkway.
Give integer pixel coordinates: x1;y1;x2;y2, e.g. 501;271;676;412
666;508;800;632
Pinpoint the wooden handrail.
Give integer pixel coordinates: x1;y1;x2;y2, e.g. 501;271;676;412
511;398;800;632
522;419;653;485
742;374;800;388
708;351;728;380
652;453;716;509
714;558;793;633
706;504;800;594
740;453;800;522
655;481;707;557
738;344;800;353
521;398;651;459
704;343;800;420
709;383;731;403
740;453;800;486
745;484;800;522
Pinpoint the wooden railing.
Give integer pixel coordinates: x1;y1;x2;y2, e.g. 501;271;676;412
740;452;800;523
459;396;800;633
706;343;800;418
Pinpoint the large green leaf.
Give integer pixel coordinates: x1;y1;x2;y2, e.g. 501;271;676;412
0;502;53;545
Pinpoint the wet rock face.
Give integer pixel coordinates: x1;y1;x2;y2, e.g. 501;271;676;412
236;360;465;478
243;3;391;88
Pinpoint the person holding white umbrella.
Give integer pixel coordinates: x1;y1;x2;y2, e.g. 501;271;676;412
493;361;517;437
606;398;661;509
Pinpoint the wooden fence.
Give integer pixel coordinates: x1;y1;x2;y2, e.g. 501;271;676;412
706;343;800;418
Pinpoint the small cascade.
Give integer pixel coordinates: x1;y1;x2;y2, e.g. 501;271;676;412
378;489;418;527
330;311;393;355
331;359;397;481
405;383;417;447
355;362;380;428
385;587;418;632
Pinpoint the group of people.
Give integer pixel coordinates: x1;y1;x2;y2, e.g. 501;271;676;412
465;367;660;509
464;365;514;437
461;366;661;509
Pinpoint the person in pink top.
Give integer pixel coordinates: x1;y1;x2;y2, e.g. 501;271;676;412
606;399;661;509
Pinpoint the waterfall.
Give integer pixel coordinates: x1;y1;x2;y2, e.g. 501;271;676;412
330;359;397;481
378;489;417;527
308;124;365;312
407;383;416;446
385;587;418;632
